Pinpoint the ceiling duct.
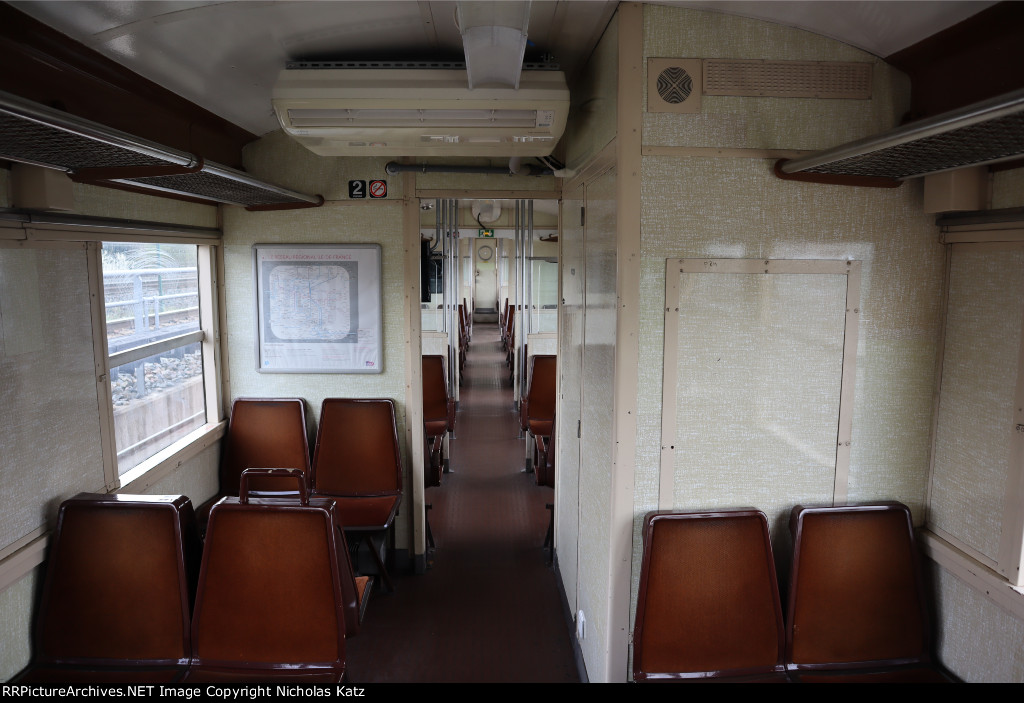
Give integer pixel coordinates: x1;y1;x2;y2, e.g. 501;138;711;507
777;88;1024;182
457;1;532;89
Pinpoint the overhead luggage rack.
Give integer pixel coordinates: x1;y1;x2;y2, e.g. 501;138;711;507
0;90;323;210
776;88;1024;185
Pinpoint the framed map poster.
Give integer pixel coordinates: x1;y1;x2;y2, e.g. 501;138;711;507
253;243;382;373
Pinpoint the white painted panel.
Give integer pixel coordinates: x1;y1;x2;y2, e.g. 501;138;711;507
671;270;848;548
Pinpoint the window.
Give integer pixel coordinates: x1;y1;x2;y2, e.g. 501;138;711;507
926;240;1024;587
101;241;218;478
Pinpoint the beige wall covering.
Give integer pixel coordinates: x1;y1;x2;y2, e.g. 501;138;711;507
642;5;908;151
934;565;1024;682
993;167;1024;210
0;570;36;681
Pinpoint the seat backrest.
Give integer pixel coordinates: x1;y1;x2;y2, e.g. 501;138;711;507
422;355;450;426
221;397;310;495
526;355;557;424
191;471;346;677
786;503;931;671
312;398;402;495
633;509;786;681
35;493;198;668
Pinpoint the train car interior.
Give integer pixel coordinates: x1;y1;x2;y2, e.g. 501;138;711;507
2;0;1024;683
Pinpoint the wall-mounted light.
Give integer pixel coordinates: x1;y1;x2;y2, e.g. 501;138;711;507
456;1;531;89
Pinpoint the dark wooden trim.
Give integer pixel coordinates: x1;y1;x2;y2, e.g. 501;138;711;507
69;158;205;183
0;4;255;169
773;160;903;189
886;2;1024;121
245;196;326;212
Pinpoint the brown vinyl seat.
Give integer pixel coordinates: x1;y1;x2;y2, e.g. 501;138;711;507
197;398;311;530
220;397;311;493
633;509;789;682
520;355;556;467
312;398;402;595
15;493;200;683
422;355;455;487
184;469;349;682
785;503;956;682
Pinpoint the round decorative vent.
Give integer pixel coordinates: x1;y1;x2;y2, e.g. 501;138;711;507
657;66;693;104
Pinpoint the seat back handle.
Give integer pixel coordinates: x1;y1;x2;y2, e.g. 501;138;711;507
239;468;309;505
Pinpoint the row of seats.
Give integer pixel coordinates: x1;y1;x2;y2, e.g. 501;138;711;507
204;397;402;592
632;502;956;682
16;471;364;682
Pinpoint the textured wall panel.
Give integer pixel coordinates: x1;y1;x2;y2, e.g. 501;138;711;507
930;246;1024;560
934;564;1024;682
142;441;220;507
556;184;584;617
72;183;218;228
244;131;401;203
0;245;105;551
642;5;909;151
670;271;847;549
577;166;617;683
993;167;1024;210
0;569;37;681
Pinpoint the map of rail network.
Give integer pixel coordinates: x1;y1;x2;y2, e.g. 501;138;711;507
265;263;358;343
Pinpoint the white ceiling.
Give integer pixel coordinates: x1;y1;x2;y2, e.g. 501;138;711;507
9;1;997;136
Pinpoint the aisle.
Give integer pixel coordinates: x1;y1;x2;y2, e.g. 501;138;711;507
345;323;577;683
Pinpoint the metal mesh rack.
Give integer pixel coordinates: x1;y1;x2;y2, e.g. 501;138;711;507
778;88;1024;181
0;90;322;209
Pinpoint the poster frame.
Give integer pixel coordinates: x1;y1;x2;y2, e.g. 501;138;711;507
252;242;383;374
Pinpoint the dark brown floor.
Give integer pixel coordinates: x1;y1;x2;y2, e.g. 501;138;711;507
345;323;578;683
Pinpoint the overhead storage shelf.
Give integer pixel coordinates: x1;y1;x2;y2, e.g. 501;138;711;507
777;88;1024;182
0;90;322;210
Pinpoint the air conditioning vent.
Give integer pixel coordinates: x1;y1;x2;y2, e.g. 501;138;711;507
273;69;569;157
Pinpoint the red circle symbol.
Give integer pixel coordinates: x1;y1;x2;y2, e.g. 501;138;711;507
369;180;387;198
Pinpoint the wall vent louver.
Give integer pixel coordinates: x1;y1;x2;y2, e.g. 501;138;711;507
647;58;702;114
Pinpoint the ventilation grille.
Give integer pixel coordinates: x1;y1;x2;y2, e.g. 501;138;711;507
781;88;1024;180
704;60;872;99
648;58;702;114
0;91;321;208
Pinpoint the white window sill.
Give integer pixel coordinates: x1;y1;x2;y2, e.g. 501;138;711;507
117;420;226;493
919;529;1024;620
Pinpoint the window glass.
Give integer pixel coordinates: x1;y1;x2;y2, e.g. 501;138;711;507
102;243;207;475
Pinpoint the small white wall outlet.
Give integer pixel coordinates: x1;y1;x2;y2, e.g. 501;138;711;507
576;610;586;640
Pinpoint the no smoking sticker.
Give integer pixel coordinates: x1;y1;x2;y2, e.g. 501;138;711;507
369;180;387;198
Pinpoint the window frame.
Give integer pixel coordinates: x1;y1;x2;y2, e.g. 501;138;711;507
922;220;1024;619
91;239;225;491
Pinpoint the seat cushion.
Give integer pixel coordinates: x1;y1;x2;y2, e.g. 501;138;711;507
424;419;449;436
528;419;553;437
332;495;401;530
